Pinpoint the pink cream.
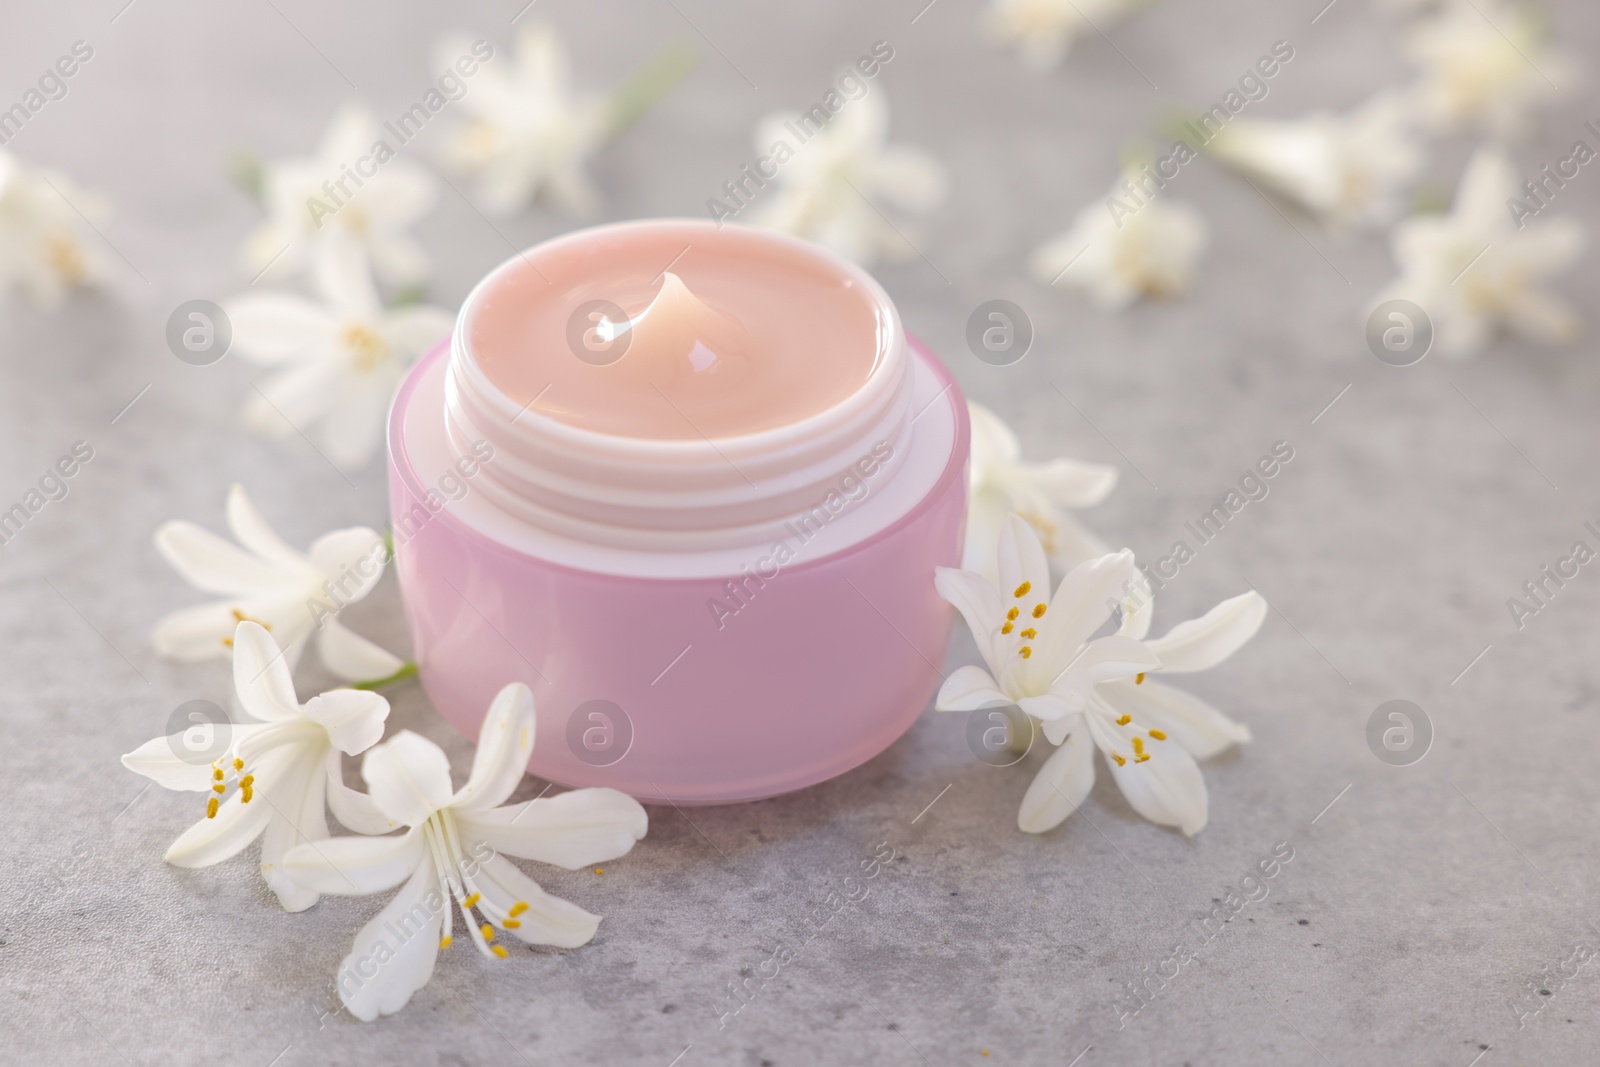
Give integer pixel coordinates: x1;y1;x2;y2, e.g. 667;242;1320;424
464;222;887;440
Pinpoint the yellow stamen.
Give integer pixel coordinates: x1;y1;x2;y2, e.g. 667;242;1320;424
239;775;254;789
1006;607;1020;621
1135;672;1146;684
439;935;453;950
491;944;509;959
1132;737;1144;755
212;783;226;794
1013;581;1031;598
206;796;219;818
240;786;253;803
1148;729;1167;741
1135;753;1150;763
212;768;224;782
480;923;495;941
504;919;521;929
1020;628;1036;639
1001;622;1014;635
1116;714;1131;726
462;892;481;909
1032;603;1046;619
233;758;244;771
1111;753;1126;766
594;868;604;876
1018;646;1032;659
509;901;528;917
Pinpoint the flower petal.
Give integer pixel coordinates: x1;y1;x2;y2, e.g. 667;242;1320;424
1117;569;1154;641
317;617;406;683
306;527;387;604
1098;679;1250;760
1145;591;1267;673
1089;714;1209;836
325;748;402;836
967;401;1022;469
470;853;601;948
1025;457;1117;508
232;621;303;722
1019;551;1137;691
1018;727;1096;834
223;292;335;365
161;742;303;868
456;788;647;869
335;865;444;1022
452;683;536;812
302;688;390;756
154;520;289;595
996;513;1052;610
933;566;1007;676
150;601;243;662
258;753;325;912
283;825;428;896
934;664;1011;712
120;726;266;791
362;731;454;826
225;484;305;568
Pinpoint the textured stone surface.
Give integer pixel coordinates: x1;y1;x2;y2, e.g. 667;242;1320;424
2;1;1599;1064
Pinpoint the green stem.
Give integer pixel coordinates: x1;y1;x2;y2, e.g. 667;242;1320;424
227;149;266;203
603;40;699;136
352;661;418;691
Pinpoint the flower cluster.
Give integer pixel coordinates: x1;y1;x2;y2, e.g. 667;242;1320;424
124;622;647;1020
1013;0;1585;357
936;515;1265;836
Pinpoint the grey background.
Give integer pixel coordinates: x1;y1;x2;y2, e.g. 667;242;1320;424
2;0;1599;1064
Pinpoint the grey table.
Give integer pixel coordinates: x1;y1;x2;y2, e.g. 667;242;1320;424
3;0;1599;1064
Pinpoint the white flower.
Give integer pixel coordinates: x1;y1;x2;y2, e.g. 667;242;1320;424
225;239;454;470
935;515;1156;762
1403;0;1570;136
121;621;392;911
283;682;648;1021
936;517;1264;836
243;102;438;288
1378;146;1585;358
0;148;107;306
1018;568;1265;836
1206;90;1426;231
747;89;946;266
1031;168;1208;309
151;483;403;683
984;0;1150;70
436;25;608;216
965;401;1116;581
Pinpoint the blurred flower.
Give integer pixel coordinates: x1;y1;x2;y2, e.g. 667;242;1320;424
984;0;1152;70
225;239;454;470
435;25;608;216
0;148;107;306
243;102;438;288
152;483;403;682
1017;567;1265;836
1404;0;1570;136
748;89;946;266
1378;146;1585;358
284;683;648;1021
122;621;392;911
1206;90;1425;231
1031;166;1208;308
965;401;1117;581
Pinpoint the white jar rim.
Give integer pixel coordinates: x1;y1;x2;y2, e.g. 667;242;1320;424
443;220;914;551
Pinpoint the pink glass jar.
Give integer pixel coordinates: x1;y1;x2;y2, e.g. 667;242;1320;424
386;220;967;804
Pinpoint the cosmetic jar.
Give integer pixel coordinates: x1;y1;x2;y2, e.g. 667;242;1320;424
387;219;967;803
